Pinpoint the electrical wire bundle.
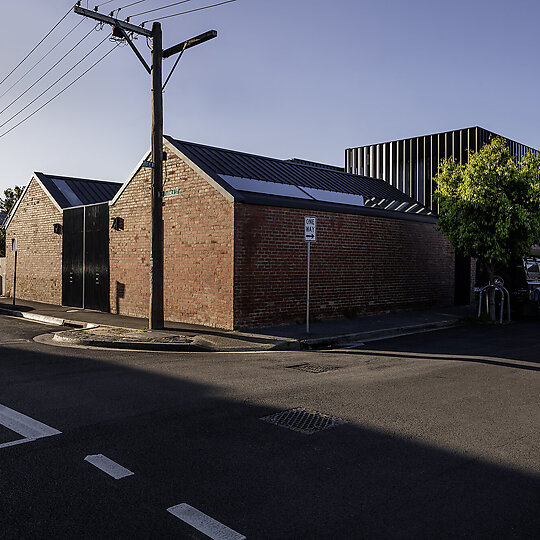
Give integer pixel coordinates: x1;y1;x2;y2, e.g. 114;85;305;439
0;0;238;138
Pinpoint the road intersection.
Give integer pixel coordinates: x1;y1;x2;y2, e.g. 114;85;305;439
0;314;538;538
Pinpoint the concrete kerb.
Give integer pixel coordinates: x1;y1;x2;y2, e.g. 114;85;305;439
51;326;301;352
1;304;462;352
300;319;460;349
51;330;208;352
0;307;97;329
0;304;300;352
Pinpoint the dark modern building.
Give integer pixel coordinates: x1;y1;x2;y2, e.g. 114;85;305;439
345;126;536;212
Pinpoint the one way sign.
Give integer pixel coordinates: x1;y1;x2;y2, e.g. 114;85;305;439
304;216;316;242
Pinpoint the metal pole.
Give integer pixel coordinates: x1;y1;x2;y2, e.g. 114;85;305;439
12;250;17;307
149;22;164;329
306;241;310;334
82;208;86;309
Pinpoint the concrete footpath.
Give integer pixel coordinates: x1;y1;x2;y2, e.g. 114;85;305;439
0;298;474;352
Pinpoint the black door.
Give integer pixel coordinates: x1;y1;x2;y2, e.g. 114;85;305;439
62;207;84;307
84;204;110;311
62;204;110;311
454;251;471;305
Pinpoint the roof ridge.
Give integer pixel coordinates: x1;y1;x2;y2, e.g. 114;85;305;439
167;136;314;167
36;171;122;185
166;135;390;180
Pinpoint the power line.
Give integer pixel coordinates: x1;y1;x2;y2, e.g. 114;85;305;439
141;0;237;24
0;26;98;117
129;0;194;19
0;41;119;139
94;0;118;8
0;35;109;131
0;20;85;101
112;0;150;12
0;6;73;88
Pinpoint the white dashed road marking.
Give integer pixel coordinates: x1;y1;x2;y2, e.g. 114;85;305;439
84;454;134;479
167;503;246;540
0;404;61;449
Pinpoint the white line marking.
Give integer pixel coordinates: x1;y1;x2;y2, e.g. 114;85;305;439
84;454;134;479
0;437;35;450
167;503;246;540
0;404;61;439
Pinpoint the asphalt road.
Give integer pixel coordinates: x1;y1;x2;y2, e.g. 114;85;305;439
0;315;538;539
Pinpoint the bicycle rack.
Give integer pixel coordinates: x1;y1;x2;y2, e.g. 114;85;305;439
477;284;511;323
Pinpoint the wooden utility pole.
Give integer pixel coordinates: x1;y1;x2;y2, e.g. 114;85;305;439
74;5;216;329
150;22;164;329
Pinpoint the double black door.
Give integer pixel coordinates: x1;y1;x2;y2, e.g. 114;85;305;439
62;204;110;311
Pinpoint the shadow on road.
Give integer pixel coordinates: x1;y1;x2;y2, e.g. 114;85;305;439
329;320;540;373
0;330;538;539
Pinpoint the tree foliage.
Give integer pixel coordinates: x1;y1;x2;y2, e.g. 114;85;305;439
435;137;540;282
0;185;23;257
0;186;23;214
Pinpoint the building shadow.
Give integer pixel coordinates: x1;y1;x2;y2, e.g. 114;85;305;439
0;335;538;539
328;320;540;373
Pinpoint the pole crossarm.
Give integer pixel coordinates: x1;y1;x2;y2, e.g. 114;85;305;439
114;25;151;73
74;5;152;37
163;30;217;58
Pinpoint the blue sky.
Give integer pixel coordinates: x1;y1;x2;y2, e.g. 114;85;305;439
0;0;539;193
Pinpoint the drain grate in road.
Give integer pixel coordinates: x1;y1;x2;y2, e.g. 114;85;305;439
260;408;347;435
286;363;340;374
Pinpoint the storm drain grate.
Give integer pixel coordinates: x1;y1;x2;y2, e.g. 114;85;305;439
286;363;340;374
260;408;347;435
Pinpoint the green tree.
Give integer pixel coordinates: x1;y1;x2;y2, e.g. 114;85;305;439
434;137;540;320
0;185;23;257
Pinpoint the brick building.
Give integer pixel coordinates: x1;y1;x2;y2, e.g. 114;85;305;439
4;173;121;306
109;137;455;329
3;140;458;329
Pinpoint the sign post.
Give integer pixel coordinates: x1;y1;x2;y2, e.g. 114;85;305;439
11;238;17;307
304;217;317;334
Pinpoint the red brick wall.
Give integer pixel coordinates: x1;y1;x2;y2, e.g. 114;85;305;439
5;178;63;304
234;204;454;328
109;151;235;328
109;163;151;319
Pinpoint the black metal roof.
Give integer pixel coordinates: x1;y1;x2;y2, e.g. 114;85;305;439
346;125;537;152
286;158;344;171
166;137;421;201
35;172;122;209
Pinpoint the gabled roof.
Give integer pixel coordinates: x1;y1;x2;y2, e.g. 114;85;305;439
164;137;433;218
166;137;412;200
34;172;122;209
112;137;433;221
4;173;122;229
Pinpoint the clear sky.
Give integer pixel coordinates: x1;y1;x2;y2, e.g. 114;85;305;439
0;0;539;193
